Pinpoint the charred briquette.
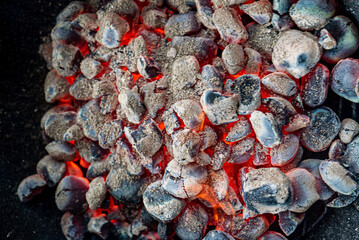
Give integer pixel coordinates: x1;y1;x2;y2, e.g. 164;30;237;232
258;231;288;240
299;159;334;200
106;166;149;203
137;55;161;79
278;210;305;236
40;104;75;130
45;141;76;161
110;221;131;240
273;0;293;15
321;16;359;64
271;13;295;32
87;215;112;239
17;174;47;203
227;137;255;164
162;108;180;135
328;139;346;159
80;57;103;80
331;58;359;103
69;74;99;101
172;99;205;130
64;124;84;141
200;90;239;125
319;160;358;195
270;134;299;166
141;81;166;118
199;126;217;151
195;0;216;29
128;219;148;238
162;159;207;198
172;129;200;165
206;169;229;202
76;99;109;141
85;177;107;210
211;141;231;170
115;139;144;176
299;107;341;152
250;111;282;148
201;64;223;91
52;43;83;77
261;72;297;98
343;135;359;174
339;118;359;144
318;28;337;50
233;74;261;115
327;188;359;208
203;230;235;240
240;0;273;25
143;180;186;222
98;119;123;149
242;168;293;214
125;118;163;158
244;47;262;75
51;20;83;46
76;138;107;163
286;168;320;213
272;30;322;79
56;1;85;23
232;215;269;240
141;8;167;29
44;70;70;103
284;114;310;132
253;142;270;166
36;155;67;187
140;207;158;230
118;88;146;124
300;63;330;108
222;43;246;75
225;116;252;143
86;156;111;180
164;12;201;38
219;186;243;215
262;96;297;126
289;0;336;31
55;175;89;213
45;111;77;141
61;212;85;240
175;203;208;240
158;221;175;240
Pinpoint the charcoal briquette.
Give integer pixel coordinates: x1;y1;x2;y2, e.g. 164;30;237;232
61;212;85;240
44;70;70;103
261;72;297;97
86;177;107;210
45;141;76;162
36;155;67;187
241;0;273;25
87;215;112;239
278;210;305;236
52;43;83;77
233;74;261;115
172;129;200;165
45;111;77;141
222;43;246;75
228;137;255;164
17;174;47;202
339;118;359;144
98;119;123;149
270;134;299;166
250;111;282;148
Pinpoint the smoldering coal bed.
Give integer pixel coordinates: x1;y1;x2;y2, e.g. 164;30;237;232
13;0;359;239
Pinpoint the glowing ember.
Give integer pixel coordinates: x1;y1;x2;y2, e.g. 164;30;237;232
17;0;359;239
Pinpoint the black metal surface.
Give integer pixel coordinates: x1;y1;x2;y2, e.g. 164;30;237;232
0;0;359;239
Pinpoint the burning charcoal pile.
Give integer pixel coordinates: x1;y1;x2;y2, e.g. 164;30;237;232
17;0;359;239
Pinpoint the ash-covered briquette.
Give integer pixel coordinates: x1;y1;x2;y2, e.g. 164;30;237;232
18;0;359;239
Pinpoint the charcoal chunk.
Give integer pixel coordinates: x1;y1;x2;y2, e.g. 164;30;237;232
331;58;359;103
195;0;216;29
55;175;89;213
233;74;261;115
299;159;334;200
289;0;335;31
52;43;82;77
98;119;123;149
284;114;310;132
319;160;358;195
80;57;103;79
165;12;201;38
96;12;130;48
253;142;270;166
201;65;223;91
137;55;160;79
44;70;70;103
261;72;297;97
213;8;248;44
318;28;337;50
36;155;67;187
172;129;200;165
17;174;47;202
242;168;293;214
286;168;320;213
64;124;84;141
232;215;269;240
273;0;293;15
56;1;85;23
61;212;84;240
206;169;229;201
241;0;272;25
270;134;299;166
262;97;296;126
142;9;167;29
143;180;186;222
211;141;231;170
225;116;252;142
322;16;359;64
244;47;262;75
45;141;76;161
141;81;166;118
300;107;340;152
329;139;346;160
343;135;359;174
271;13;295;32
272;30;322;79
200;90;239;125
86;158;111;180
76;138;107;163
69;75;99;101
250;111;282;148
86;177;107;210
175;203;208;240
162;160;207;198
116;140;144;176
125;118;163;158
